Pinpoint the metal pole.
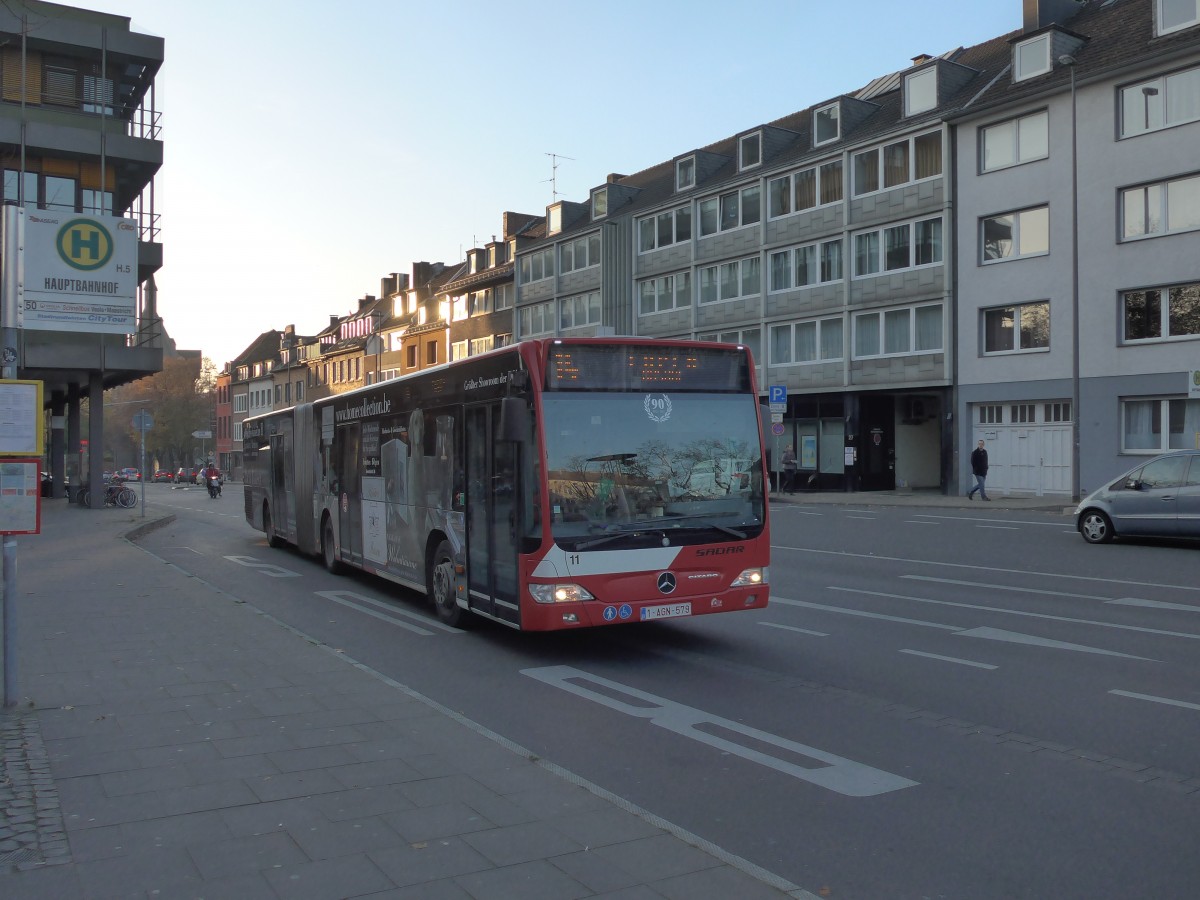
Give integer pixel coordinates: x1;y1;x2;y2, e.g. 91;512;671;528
1064;58;1082;502
139;413;146;517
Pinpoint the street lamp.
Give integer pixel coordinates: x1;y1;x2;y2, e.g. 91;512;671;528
1060;54;1082;502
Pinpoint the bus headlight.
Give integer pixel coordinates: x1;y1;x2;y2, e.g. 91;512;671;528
528;583;596;604
731;567;767;587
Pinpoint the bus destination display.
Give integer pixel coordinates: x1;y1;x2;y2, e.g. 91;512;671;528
546;345;750;392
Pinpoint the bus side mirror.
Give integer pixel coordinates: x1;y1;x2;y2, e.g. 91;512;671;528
499;397;530;443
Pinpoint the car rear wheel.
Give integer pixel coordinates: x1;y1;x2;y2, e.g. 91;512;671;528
1079;510;1114;544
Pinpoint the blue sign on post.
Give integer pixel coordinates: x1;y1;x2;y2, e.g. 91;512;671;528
769;385;787;405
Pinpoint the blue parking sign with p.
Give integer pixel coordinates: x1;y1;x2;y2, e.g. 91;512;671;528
769;385;787;404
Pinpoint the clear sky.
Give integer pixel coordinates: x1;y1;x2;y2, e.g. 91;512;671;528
97;0;1022;370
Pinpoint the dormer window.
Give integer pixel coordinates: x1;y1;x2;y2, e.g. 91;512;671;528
1158;0;1200;35
1013;34;1051;82
676;157;695;191
548;204;563;236
592;187;608;219
739;133;761;170
905;68;937;116
814;102;840;146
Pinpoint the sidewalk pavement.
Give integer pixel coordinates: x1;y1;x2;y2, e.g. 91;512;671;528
770;487;1074;514
1;497;810;899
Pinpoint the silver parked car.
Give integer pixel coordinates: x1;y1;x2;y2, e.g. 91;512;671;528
1075;450;1200;544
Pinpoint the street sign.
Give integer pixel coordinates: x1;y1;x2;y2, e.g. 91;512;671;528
771;423;785;436
191;430;212;439
132;410;154;432
768;385;786;405
771;412;783;423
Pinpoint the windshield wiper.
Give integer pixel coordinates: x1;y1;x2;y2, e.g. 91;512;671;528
657;514;750;539
574;523;667;551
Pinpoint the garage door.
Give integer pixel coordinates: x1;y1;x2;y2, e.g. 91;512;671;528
973;402;1072;496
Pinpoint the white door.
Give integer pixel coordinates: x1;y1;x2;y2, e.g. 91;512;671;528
972;409;1072;496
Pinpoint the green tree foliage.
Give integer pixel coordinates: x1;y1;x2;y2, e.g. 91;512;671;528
96;356;215;472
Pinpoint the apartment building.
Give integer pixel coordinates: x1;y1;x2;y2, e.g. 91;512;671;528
954;0;1200;497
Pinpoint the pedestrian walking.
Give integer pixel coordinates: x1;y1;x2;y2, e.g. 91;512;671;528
781;444;797;493
968;439;990;501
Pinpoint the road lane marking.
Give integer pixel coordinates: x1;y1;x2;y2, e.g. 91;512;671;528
845;515;876;520
954;627;1150;659
902;575;1116;602
224;555;301;577
759;622;829;637
775;545;1200;594
976;525;1019;530
827;585;1194;644
319;590;462;633
312;595;439;638
899;649;997;670
903;520;940;525
1109;690;1200;712
770;596;960;631
1107;598;1200;613
521;665;917;797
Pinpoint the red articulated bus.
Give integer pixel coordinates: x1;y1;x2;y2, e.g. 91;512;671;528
242;338;769;631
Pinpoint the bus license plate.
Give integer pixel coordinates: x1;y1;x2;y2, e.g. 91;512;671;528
640;602;691;621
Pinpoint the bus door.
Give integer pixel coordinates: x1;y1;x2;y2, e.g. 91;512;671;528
268;431;291;539
335;422;363;566
465;403;520;624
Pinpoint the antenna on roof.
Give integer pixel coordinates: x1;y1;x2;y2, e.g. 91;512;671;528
543;152;575;203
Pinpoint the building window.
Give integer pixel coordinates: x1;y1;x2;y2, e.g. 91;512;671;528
1011;403;1037;424
983;301;1050;353
767;160;842;218
1122;283;1200;342
905;68;938;116
770;317;843;365
638;206;692;253
1158;0;1200;35
1122;397;1200;451
468;289;492;316
638;272;692;315
852;131;941;196
853;216;942;276
548;205;562;235
1044;401;1071;422
451;340;468;361
853;304;943;357
739;133;761;170
676;157;695;191
560;233;601;273
980;110;1049;171
1121;173;1200;240
698;256;761;304
495;283;514;310
233;394;247;414
698;328;762;363
406;345;417;368
518;300;555;336
814;102;839;145
518;247;555;283
698;184;761;236
426;342;438;365
1121;64;1200;137
769;239;843;290
592;188;608;219
982;206;1050;262
560;292;601;329
1013;34;1051;82
470;335;494;355
979;404;1002;424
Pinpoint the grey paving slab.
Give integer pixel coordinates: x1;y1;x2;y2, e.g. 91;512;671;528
383;800;499;843
452;858;592;900
262;853;396;900
285;813;405;860
369;834;496;887
187;828;308;879
306;783;418;822
551;848;644;894
654;865;802;900
245;768;347;803
218;796;329;838
591;833;722;882
462;819;586;867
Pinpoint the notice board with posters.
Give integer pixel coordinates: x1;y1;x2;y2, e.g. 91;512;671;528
0;380;43;456
0;458;40;534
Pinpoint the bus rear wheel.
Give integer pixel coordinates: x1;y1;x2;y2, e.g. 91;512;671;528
264;504;285;548
322;517;343;574
429;540;464;627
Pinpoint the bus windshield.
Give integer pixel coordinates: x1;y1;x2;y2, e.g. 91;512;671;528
539;392;765;546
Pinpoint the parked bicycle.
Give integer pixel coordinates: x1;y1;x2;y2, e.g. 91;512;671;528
75;484;137;509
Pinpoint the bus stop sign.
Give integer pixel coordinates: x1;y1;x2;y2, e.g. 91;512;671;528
132;411;154;432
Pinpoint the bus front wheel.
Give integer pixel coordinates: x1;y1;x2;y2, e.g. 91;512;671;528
429;540;464;627
322;517;343;574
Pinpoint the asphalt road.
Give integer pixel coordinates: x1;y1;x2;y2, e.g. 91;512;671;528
138;484;1200;900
